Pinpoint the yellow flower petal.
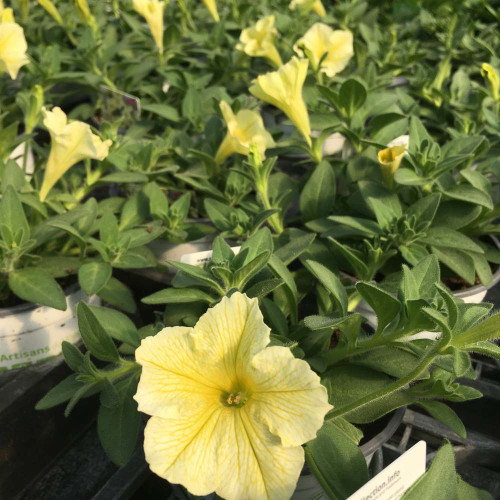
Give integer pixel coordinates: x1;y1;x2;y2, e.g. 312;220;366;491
0;21;29;79
144;408;305;500
481;62;499;101
289;0;326;17
378;144;406;188
0;7;14;22
294;24;353;78
192;293;271;381
135;326;226;419
246;346;332;447
250;57;311;145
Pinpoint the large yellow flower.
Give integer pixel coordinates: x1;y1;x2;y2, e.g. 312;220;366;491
0;19;28;79
215;101;275;164
133;0;165;53
39;107;112;201
289;0;326;18
202;0;219;22
294;24;353;78
250;57;312;146
236;15;283;68
134;292;331;500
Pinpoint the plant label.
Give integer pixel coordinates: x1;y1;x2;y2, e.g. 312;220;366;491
181;247;241;266
347;441;427;500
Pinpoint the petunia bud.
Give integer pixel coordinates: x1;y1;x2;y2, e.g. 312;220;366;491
202;0;219;22
37;0;64;25
481;63;499;102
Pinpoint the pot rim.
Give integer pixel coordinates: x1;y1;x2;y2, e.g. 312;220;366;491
359;407;406;458
0;282;81;318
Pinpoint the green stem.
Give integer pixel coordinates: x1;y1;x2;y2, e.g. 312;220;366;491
22;138;31;174
326;341;443;420
258;182;283;234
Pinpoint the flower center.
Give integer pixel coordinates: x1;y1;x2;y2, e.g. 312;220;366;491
223;390;249;408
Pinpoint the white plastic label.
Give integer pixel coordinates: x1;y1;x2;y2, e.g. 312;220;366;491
347;441;426;500
180;246;241;266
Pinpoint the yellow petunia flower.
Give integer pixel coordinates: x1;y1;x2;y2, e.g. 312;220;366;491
202;0;219;22
289;0;326;18
134;292;332;500
294;23;353;78
481;63;499;102
215;101;275;164
0;20;29;80
250;57;312;146
39;107;112;201
378;144;406;188
236;15;283;68
133;0;165;53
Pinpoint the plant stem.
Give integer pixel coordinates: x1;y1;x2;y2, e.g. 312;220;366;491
258;184;283;234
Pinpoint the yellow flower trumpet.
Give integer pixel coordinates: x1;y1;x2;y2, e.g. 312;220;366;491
294;23;353;78
39;107;112;201
202;0;219;22
378;144;406;188
133;0;165;53
250;57;312;145
215;101;275;164
134;292;332;499
289;0;326;18
236;15;283;68
0;17;29;80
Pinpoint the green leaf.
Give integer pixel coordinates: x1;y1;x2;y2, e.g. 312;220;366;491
100;172;149;183
245;278;284;299
339;79;367;118
300;161;335;221
77;302;120;362
97;278;137;313
408;116;433;155
433;201;482;229
35;374;83;409
431;246;476;285
305;420;369;500
420;228;483;253
119;191;150;230
444;185;493;210
142;287;216;304
98;377;141;467
232;251;271;289
402;442;491;500
78;262;112;296
9;268;66;310
62;341;85;372
89;305;141;348
407;193;441;227
167;260;223;291
275;234;316;266
452;312;500;347
417;401;466;438
232;227;273;268
470;252;493;286
268;254;298;323
304;260;348;315
0;185;30;244
356;282;401;334
141;103;179;122
358;180;402;228
260;298;288;336
394;168;430;186
322;216;382;237
211;236;235;263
